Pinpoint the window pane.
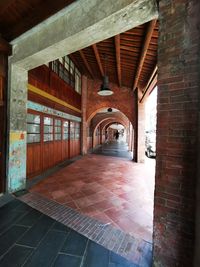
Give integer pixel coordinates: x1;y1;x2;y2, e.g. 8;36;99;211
63;121;68;128
27;134;40;143
63;133;69;140
27;114;40;124
44;125;53;133
44;134;53;142
27;124;40;133
55;126;61;133
55;134;61;140
44;117;53;125
55;119;61;126
65;56;69;63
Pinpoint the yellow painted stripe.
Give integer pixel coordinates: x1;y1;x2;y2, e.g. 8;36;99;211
28;84;81;113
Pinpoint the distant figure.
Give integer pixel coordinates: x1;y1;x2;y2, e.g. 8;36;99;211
115;131;119;140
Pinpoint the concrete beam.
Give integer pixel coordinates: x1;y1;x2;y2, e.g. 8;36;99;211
10;0;158;70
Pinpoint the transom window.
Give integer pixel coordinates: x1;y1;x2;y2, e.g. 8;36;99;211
50;56;81;94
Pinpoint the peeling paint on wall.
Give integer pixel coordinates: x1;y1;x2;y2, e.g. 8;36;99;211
8;131;26;192
28;101;82;122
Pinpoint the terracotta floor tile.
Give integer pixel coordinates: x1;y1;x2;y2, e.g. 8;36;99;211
30;151;155;242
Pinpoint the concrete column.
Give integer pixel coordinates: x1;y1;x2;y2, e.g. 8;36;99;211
81;75;88;155
7;64;27;192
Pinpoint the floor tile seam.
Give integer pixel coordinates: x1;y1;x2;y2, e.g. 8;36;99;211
0;210;30;237
20;219;59;267
58;251;83;258
49;229;70;267
0;224;34;264
0;242;17;262
18;193;149;263
80;238;89;267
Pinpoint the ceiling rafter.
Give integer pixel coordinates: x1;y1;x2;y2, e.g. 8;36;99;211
92;44;104;77
133;19;157;91
114;35;121;87
79;50;94;79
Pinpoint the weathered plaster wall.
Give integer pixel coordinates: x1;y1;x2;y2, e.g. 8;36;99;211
7;64;27;192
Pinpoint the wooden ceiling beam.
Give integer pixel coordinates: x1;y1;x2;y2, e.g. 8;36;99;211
79;50;94;79
114;35;121;87
92;44;104;77
133;19;157;91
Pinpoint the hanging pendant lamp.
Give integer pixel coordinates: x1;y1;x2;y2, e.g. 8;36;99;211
98;55;113;96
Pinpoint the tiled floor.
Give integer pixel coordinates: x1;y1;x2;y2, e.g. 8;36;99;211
30;141;155;242
93;140;133;159
19;191;152;265
0;199;140;267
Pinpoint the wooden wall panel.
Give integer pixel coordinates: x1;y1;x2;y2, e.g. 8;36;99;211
29;65;81;110
27;144;42;177
27;111;80;178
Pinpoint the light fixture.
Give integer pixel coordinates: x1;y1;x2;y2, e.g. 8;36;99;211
107;108;112;112
98;55;113;96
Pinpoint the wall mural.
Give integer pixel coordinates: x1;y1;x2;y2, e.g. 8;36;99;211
8;131;26;192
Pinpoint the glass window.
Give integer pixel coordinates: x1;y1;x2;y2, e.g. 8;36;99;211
44;116;53;142
70;121;75;140
54;119;61;140
63;121;69;140
50;56;81;94
75;123;80;139
27;113;41;144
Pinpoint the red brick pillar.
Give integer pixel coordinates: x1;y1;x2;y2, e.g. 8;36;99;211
153;1;200;266
81;75;88;155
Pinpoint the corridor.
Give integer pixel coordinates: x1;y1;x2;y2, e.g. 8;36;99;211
93;140;133;159
30;141;155;243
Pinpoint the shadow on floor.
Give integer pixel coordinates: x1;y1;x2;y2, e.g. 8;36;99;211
0;199;143;267
92;140;133;159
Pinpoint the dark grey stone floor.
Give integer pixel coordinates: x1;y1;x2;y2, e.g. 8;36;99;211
0;199;139;267
92;140;133;159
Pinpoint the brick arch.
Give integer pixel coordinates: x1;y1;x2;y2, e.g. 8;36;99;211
103;121;128;132
91;112;130;133
86;79;136;125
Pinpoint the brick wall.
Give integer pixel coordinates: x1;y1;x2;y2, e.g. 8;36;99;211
153;0;200;266
86;79;136;125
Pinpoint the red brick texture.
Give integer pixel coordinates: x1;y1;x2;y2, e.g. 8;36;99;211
86;79;136;125
81;75;88;155
153;1;200;266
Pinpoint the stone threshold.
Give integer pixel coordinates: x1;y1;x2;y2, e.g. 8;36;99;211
18;192;152;267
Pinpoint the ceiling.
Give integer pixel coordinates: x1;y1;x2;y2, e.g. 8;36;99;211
0;0;75;41
69;20;158;92
0;1;158;95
